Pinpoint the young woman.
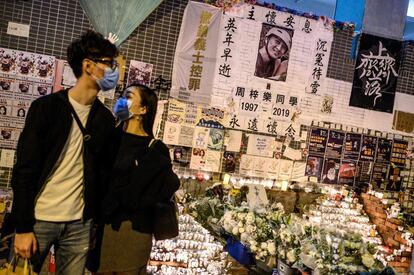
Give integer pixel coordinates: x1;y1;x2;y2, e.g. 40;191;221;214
97;84;180;275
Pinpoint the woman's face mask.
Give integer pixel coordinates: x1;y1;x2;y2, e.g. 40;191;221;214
113;97;133;121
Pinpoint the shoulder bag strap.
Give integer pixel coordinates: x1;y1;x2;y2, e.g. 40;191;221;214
148;138;158;149
58;92;91;142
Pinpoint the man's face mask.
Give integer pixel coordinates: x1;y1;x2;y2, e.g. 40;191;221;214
95;67;119;91
113;97;133;121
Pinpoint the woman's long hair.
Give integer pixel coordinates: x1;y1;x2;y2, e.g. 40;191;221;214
126;83;158;137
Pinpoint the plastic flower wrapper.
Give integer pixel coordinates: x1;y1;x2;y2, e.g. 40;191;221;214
298;241;318;270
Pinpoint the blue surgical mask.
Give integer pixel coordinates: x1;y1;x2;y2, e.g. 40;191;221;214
113;97;133;121
96;67;119;91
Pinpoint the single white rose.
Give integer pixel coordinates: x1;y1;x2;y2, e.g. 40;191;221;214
261;242;268;250
239;227;245;234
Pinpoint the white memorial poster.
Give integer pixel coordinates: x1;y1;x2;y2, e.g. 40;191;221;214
193;126;210;149
153;100;167;139
189;148;206;170
162;121;181;146
0;148;15;168
246;134;274;157
278;159;294;180
225;129;243;152
204;150;222;172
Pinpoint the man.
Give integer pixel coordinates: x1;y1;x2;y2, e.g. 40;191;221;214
10;30;118;274
255;27;292;81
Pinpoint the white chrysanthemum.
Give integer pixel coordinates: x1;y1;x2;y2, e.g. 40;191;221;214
287;250;296;264
267;242;276;255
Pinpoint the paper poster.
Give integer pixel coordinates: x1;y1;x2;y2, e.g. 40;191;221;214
0;78;13;94
33;83;52;97
246;134;274;157
240;154;268;177
393;110;414;134
167;99;186;124
239;154;254;174
189;148;206;170
265;158;280;179
371;162;389;189
283;146;302;160
391;139;408;167
173;147;185;163
192;126;209;149
0;126;21;149
338;161;357;186
0;149;15;168
223;151;237;173
321;158;340;184
184;102;198;125
343;133;362;160
305;155;323;180
33;54;55;82
225;129;242;152
196;106;226;129
375;138;392;163
0;48;55;155
247;184;269;210
356;161;373;184
162;121;180;145
349;34;402;113
207;128;224;150
15;51;35;78
253;156;268;174
127;60;153;86
60;61;77;87
387;165;402;191
178;125;194;147
278;159;293;180
325;130;345;158
204;150;222;172
0;48;17;75
153;100;167;139
360;135;377;161
308;128;328;155
14;81;33;99
11;100;30;118
273;140;283;159
291;161;307;181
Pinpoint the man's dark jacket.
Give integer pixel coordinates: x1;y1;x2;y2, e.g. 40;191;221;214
10;89;115;233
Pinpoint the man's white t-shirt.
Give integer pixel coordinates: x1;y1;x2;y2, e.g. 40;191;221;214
35;96;91;221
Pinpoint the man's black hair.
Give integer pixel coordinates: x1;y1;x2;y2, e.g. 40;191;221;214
67;30;118;78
